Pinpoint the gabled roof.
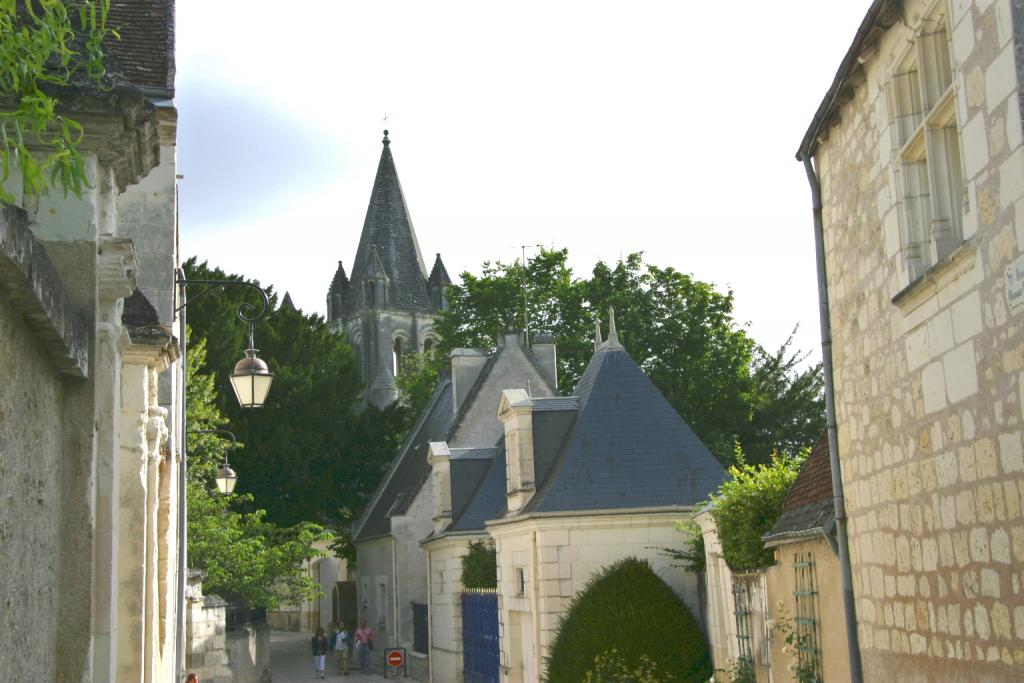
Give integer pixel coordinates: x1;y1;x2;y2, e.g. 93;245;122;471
523;340;725;514
354;332;559;543
763;435;835;547
352;378;455;542
343;131;432;315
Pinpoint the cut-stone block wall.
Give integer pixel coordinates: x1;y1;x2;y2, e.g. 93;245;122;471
489;511;700;683
814;0;1024;679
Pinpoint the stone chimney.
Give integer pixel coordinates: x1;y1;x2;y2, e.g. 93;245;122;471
529;332;558;390
498;388;535;513
427;442;453;533
450;348;489;413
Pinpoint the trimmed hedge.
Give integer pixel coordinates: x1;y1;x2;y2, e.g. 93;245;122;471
545;557;712;683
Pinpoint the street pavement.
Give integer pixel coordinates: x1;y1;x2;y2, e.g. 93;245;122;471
270;630;388;682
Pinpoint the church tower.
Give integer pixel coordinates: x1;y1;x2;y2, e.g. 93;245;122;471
327;130;451;409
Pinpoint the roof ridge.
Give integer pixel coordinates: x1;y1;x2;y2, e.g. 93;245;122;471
352;377;453;540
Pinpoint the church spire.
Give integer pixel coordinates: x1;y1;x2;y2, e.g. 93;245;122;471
343;130;430;316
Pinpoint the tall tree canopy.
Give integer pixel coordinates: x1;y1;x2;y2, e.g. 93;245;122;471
185;335;324;608
433;248;823;465
182;259;407;549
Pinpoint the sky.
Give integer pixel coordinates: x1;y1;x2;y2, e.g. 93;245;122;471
176;0;875;361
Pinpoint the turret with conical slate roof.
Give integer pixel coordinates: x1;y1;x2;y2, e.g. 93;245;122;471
327;131;452;409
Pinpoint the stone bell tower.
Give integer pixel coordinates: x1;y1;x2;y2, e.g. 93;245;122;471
326;130;451;409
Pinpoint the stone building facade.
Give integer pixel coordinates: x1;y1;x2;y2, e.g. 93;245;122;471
354;331;556;681
798;0;1024;679
424;322;723;683
0;2;182;681
326;131;451;409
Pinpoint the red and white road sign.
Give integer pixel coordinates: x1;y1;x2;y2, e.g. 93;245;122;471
387;649;405;668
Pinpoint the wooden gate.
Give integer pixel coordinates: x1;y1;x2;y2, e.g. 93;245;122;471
461;590;499;683
335;581;358;628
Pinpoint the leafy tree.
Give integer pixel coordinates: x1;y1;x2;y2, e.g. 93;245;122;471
182;259;406;558
460;539;497;589
395;351;440;417
185;334;324;608
436;248;823;465
710;446;805;571
0;0;114;202
660;519;706;574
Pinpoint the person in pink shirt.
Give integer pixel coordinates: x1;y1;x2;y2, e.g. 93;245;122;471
354;618;375;673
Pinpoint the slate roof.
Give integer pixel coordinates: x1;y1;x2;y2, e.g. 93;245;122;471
428;253;451;287
352;378;455;542
329;262;348;293
106;0;176;95
355;333;558;543
122;288;172;346
449;444;508;533
342;131;434;316
763;435;835;546
280;292;295;310
522;340;725;513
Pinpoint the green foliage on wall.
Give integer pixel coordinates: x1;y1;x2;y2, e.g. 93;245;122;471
545;557;712;683
711;447;805;571
460;539;497;589
0;0;114;202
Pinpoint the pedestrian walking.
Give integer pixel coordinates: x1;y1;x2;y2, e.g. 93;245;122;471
335;621;351;675
354;618;375;674
185;675;199;683
311;626;329;679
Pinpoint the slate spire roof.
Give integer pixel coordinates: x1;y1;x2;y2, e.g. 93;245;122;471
343;130;432;315
328;261;348;294
280;292;295;310
428;253;451;287
523;330;725;514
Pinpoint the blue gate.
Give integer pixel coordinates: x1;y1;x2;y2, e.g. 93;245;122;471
461;590;499;683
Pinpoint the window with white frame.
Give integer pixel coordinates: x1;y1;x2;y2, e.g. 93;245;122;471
889;4;964;282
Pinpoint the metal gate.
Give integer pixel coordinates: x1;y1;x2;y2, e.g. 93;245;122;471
461;590;499;683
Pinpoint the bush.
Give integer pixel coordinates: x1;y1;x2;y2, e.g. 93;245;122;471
546;557;712;683
711;450;804;571
460;539;497;589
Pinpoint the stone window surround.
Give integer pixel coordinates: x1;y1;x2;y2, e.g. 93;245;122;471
887;0;966;285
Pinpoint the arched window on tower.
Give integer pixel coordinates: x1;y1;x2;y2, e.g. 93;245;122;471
423;338;434;359
365;281;375;308
393;337;403;376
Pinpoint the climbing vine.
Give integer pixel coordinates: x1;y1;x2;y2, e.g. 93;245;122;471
0;0;114;202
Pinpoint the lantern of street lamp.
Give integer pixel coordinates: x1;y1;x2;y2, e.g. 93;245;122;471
229;325;274;409
215;463;238;495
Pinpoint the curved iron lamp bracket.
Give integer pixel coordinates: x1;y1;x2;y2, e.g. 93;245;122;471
174;277;271;326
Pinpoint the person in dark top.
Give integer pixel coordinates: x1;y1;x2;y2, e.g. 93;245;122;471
312;626;330;679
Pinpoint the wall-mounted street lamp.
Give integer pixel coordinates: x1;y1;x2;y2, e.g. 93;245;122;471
173;270;275;679
189;429;240;495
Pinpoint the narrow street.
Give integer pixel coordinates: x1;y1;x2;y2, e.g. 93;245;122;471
270;630;389;683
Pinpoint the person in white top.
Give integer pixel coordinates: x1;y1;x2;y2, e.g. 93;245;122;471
335;621;351;675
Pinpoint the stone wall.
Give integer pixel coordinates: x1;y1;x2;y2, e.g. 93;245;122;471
425;535;478;683
185;582;270;683
764;537;850;683
814;0;1024;679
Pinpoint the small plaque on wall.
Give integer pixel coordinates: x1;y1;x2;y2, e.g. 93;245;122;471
1008;253;1024;313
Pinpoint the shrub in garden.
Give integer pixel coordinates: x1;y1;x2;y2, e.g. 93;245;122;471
545;557;712;683
460;539;497;589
